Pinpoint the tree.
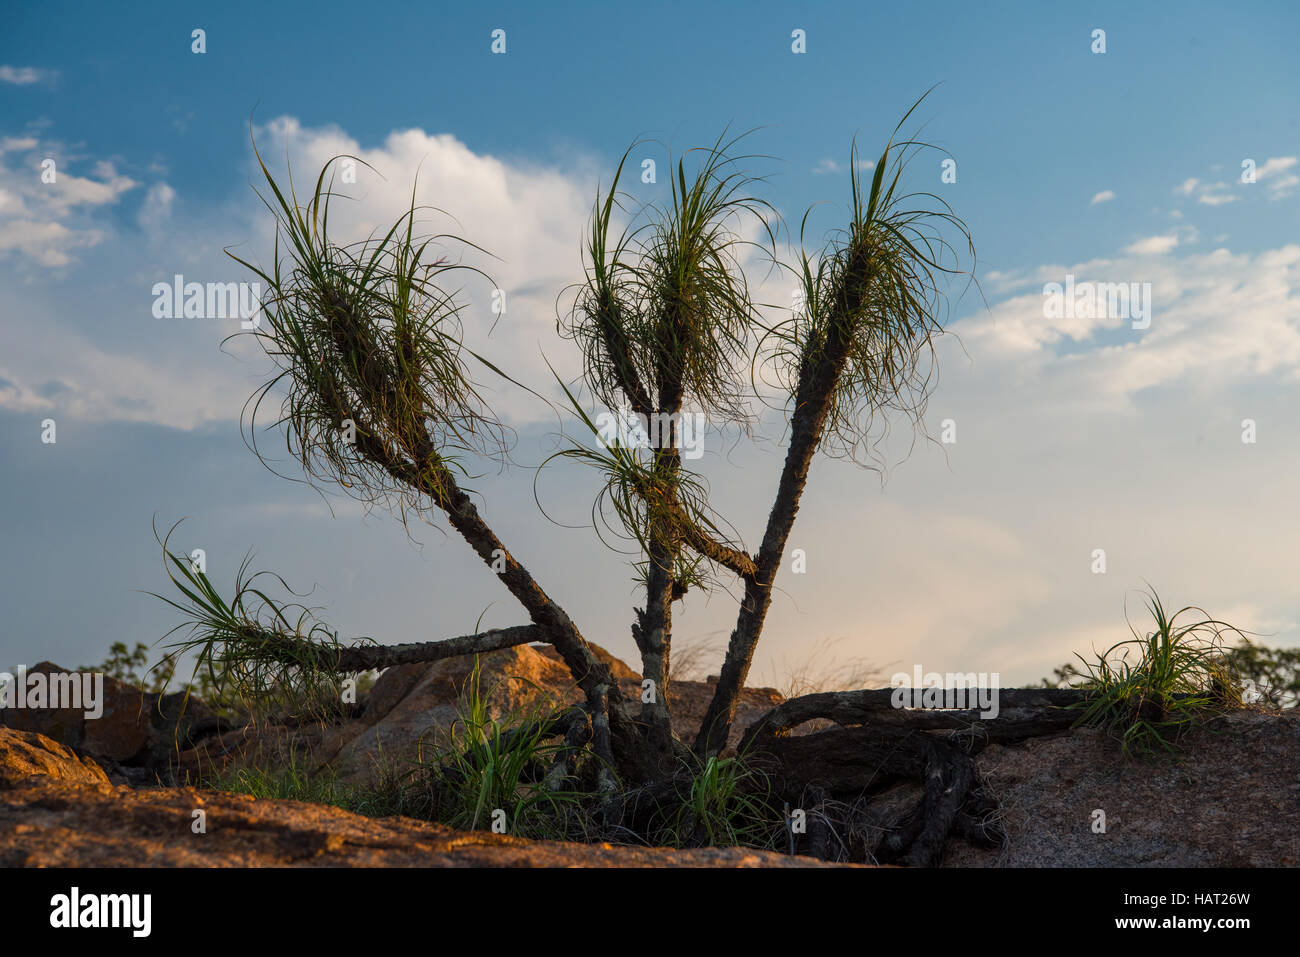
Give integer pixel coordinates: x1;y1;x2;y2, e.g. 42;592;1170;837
158;100;997;861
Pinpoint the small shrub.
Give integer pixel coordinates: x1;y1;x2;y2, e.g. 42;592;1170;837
1069;589;1249;756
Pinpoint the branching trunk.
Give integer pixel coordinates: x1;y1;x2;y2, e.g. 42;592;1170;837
332;402;653;780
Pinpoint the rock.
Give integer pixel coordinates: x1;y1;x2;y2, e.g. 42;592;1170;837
2;663;236;784
0;777;847;867
325;644;582;784
0;728;111;789
939;709;1300;867
5;644;789;789
532;641;642;682
81;674;152;763
317;643;789;785
1;662;92;750
662;678;786;753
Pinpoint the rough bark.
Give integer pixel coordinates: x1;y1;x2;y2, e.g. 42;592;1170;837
741;687;1099;866
242;624;543;673
543;708;593;792
691;252;873;754
635;459;679;771
738;687;1086;751
587;684;620;796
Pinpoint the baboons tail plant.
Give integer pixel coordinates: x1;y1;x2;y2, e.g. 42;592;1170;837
159;98;999;861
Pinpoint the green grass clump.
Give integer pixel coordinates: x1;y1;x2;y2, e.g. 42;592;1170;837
406;658;591;841
1070;588;1249;756
644;749;780;850
213;758;346;806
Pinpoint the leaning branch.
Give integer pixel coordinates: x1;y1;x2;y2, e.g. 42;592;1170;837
237;623;543;674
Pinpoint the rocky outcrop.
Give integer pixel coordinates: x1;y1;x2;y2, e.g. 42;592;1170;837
0;778;842;867
0;728;111;789
774;709;1300;866
2;662;231;785
6;661;1300;866
939;709;1300;867
178;642;786;786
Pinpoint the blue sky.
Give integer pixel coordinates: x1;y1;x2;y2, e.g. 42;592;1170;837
2;1;1298;688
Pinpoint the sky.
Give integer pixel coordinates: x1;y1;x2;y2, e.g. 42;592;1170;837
1;0;1298;690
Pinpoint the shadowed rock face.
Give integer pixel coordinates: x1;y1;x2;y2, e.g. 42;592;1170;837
2;662;228;784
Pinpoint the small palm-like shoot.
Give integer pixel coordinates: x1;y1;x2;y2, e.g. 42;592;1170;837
227;142;510;521
757;97;976;468
536;374;744;595
562;129;778;427
148;519;363;720
1070;588;1250;756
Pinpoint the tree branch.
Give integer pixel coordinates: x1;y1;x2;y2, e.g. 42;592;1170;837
238;624;543;673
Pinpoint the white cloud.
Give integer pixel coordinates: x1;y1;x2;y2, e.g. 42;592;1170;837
0;136;38;154
812;157;875;175
0;219;104;267
243;117;605;425
1090;190;1115;205
951;242;1300;407
1256;156;1297;179
1173;175;1237;206
1174;158;1300;206
1124;233;1178;256
0;136;137;267
1256;156;1299;199
0;118;611;429
0;66;56;86
137;182;176;233
1197;188;1237;206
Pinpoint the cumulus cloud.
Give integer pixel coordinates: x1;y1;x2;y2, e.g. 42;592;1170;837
0;136;137;267
242;117;605;424
0;220;104;268
0;118;610;429
951;242;1300;410
1173;159;1300;206
1090;190;1115;205
1197;188;1237;206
